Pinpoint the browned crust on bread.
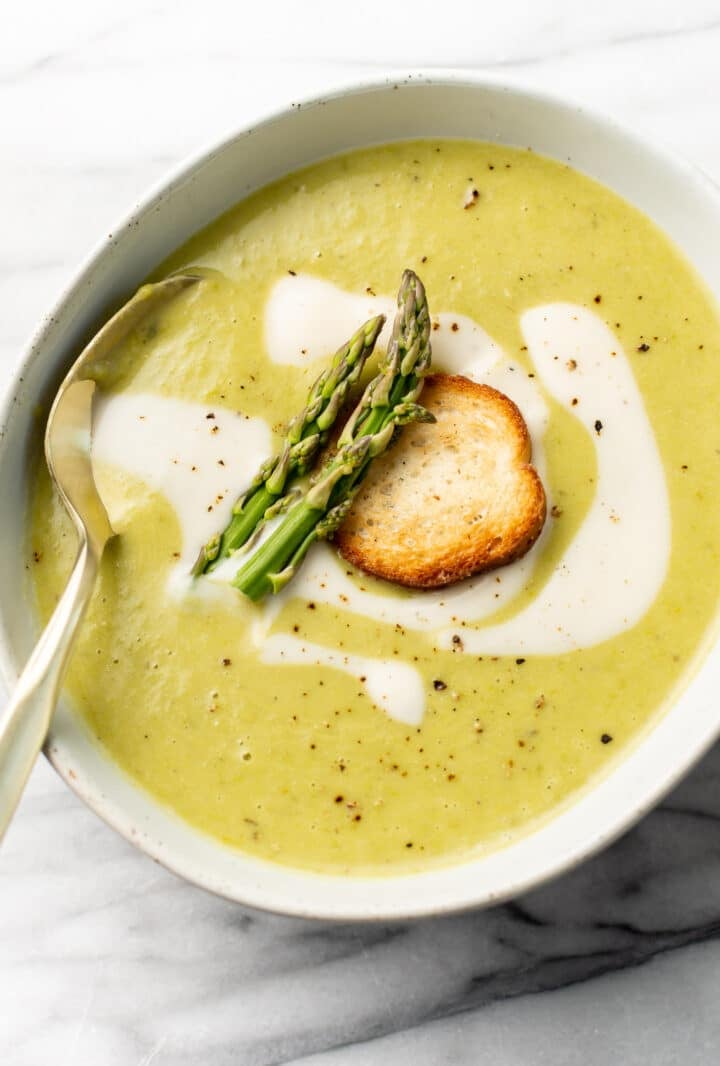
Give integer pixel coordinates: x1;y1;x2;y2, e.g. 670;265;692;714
334;373;546;588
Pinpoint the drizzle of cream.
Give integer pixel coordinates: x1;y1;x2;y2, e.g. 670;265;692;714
442;303;671;654
90;276;671;725
259;635;425;727
265;273;504;377
91;392;271;600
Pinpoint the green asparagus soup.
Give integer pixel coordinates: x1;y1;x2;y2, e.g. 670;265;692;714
29;140;720;874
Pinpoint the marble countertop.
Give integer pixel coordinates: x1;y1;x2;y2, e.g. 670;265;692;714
3;2;720;1062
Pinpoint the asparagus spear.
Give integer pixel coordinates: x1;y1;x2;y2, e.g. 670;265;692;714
193;313;386;575
233;269;433;601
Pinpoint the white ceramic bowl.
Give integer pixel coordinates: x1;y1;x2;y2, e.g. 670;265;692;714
2;75;720;920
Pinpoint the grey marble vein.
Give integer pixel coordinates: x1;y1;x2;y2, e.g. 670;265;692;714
483;14;720;70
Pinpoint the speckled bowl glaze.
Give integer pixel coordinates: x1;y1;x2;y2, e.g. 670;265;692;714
2;75;720;920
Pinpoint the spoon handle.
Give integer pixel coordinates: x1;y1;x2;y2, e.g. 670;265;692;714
0;537;100;840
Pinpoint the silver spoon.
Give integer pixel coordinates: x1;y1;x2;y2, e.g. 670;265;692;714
0;274;200;838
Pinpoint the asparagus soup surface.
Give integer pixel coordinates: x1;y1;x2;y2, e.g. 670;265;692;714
29;140;720;874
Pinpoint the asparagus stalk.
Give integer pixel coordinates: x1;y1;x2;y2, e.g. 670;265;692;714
233;269;433;601
192;313;386;575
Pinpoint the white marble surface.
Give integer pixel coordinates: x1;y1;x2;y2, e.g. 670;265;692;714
3;1;720;1062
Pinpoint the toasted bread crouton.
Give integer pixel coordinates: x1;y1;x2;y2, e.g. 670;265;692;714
334;373;546;588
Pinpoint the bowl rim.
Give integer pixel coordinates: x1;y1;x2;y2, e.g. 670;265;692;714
3;70;720;921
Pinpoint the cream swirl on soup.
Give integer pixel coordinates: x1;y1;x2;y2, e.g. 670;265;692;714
91;276;670;724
